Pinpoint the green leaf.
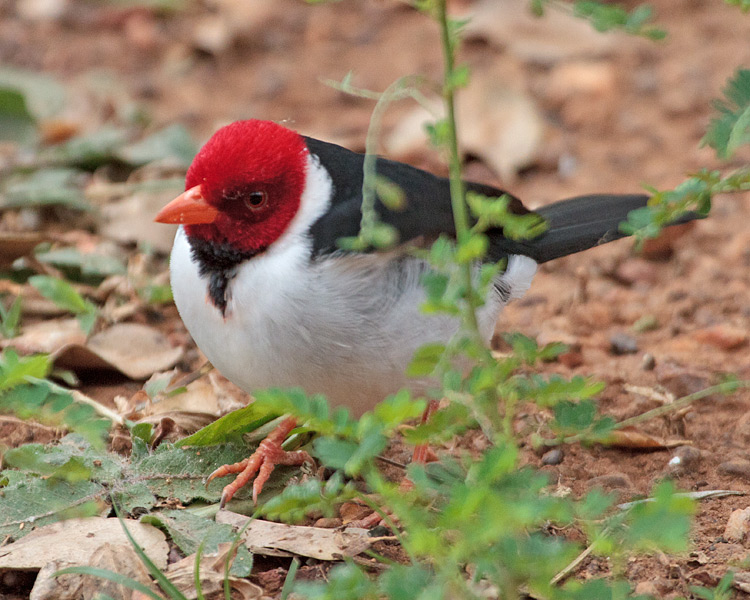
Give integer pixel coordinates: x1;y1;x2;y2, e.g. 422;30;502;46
43;127;129;169
725;0;750;11
28;275;94;315
0;381;111;447
261;473;357;524
0;473;105;540
703;69;750;158
406;343;446;377
176;402;281;447
0;294;23;338
553;399;596;431
623;481;694;552
0;87;36;144
0;350;51;391
313;437;359;471
1;168;90;210
142;509;253;574
455;234;488;263
374;176;406;210
0;67;66;144
572;1;666;40
35;247;127;278
117;124;198;168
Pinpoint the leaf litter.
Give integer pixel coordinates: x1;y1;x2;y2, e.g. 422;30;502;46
0;0;750;597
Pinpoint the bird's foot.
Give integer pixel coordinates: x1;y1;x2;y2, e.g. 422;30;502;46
206;416;313;508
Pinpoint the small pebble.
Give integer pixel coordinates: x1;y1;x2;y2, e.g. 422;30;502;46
724;506;750;543
587;472;634;493
541;448;564;465
718;460;750;481
668;445;702;474
641;353;656;370
610;332;638;355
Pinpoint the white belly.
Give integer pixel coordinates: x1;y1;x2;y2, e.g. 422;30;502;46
170;227;536;416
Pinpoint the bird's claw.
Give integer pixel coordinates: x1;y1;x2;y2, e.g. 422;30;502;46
206;416;313;508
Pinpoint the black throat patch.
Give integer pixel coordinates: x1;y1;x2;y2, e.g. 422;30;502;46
187;237;261;316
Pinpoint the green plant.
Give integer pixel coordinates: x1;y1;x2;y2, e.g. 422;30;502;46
3;0;749;598
28;275;99;335
0;295;22;339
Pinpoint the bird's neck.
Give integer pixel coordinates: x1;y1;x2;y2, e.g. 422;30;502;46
187;234;262;316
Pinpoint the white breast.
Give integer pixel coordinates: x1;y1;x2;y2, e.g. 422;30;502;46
170;226;536;416
169;154;538;415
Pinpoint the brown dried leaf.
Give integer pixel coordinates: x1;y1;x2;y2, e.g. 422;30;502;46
166;543;268;600
217;511;371;561
0;231;51;267
604;426;689;450
8;321;182;380
4;318;86;354
0;517;168;570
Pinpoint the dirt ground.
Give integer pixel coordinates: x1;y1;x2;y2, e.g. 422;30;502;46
2;0;750;597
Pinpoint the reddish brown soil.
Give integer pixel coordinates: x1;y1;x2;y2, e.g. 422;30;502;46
2;0;750;597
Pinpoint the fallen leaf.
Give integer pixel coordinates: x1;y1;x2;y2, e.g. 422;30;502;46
604;427;689;449
0;231;51;267
693;325;748;351
0;517;168;570
4;318;86;354
166;543;267;600
67;323;182;379
386;73;544;181
143;370;250;417
465;0;617;65
99;188;179;254
217;511;371;560
29;542;157;600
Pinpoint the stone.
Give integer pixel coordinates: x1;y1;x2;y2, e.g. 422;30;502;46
724;507;750;544
693;325;748;351
718;460;750;481
542;448;564;466
610;332;638;355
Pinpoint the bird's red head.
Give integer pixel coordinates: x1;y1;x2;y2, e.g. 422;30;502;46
155;120;309;253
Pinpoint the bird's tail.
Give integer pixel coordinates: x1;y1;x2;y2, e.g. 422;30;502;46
516;193;699;264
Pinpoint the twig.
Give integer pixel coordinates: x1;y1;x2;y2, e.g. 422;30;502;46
550;535;600;585
165;361;214;394
70;390;127;427
544;379;750;446
375;455;407;469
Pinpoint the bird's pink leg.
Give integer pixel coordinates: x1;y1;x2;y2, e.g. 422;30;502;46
349;399;441;529
410;398;440;466
206;416;313;507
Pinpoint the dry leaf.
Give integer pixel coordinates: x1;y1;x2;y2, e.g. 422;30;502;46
217;511;371;560
0;517;168;570
30;543;157;600
385;69;544;180
604;427;689;450
166;542;268;600
465;0;617;65
143;371;250;417
4;318;86;354
99;189;178;254
0;231;51;266
8;321;182;379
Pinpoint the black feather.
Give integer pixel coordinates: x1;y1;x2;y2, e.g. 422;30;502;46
303;137;697;265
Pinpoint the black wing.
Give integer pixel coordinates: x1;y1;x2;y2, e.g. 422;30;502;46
304;137;693;265
304;136;530;258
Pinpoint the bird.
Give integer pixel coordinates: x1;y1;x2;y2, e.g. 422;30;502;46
155;118;694;507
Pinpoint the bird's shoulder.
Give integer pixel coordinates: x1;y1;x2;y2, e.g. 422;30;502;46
303;136;531;259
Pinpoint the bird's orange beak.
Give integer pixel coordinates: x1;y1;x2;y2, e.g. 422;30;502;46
154;185;220;225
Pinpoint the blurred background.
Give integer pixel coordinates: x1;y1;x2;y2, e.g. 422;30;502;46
2;3;750;593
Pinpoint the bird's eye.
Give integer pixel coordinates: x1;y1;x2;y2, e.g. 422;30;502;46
244;191;267;210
